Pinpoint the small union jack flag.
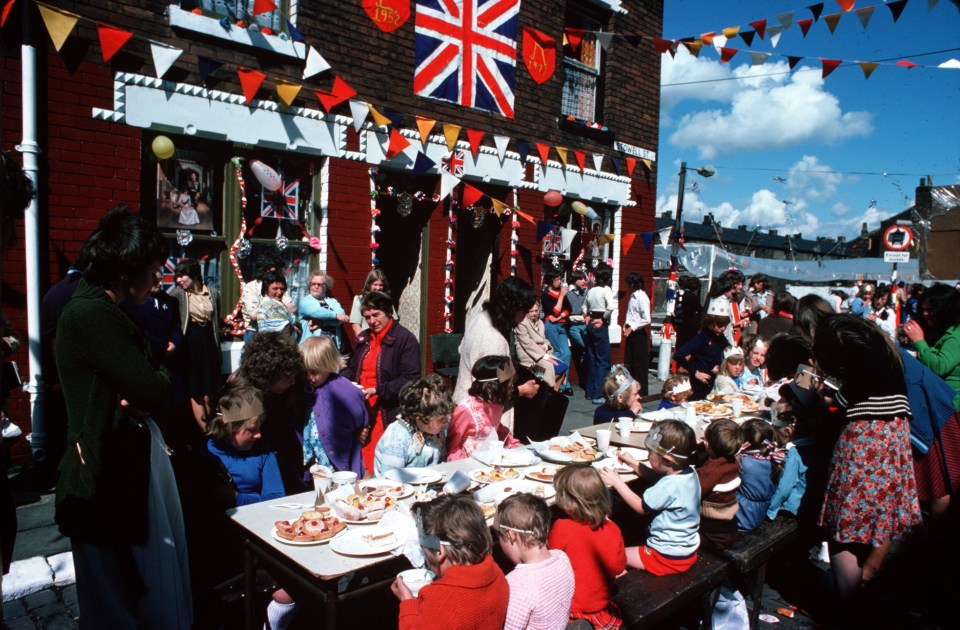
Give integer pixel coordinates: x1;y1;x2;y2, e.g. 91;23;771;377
542;228;565;258
441;150;465;176
261;179;299;221
161;257;181;292
414;0;519;119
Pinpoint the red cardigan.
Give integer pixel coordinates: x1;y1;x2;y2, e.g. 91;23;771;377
399;556;509;630
548;518;626;615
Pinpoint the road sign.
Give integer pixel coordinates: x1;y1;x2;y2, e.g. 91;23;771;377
884;251;910;263
883;225;913;251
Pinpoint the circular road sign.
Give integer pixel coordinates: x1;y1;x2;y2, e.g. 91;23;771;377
883;225;913;251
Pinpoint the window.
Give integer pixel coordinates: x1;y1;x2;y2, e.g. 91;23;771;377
561;4;606;122
182;1;292;33
171;2;305;58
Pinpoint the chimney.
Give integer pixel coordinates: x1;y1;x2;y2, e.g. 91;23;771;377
703;214;713;226
914;176;934;220
660;210;673;220
768;229;778;235
860;222;868;238
737;225;747;231
794;233;802;239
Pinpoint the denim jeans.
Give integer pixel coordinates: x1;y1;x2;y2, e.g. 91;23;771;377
585;324;612;400
543;321;572;390
566;323;587;386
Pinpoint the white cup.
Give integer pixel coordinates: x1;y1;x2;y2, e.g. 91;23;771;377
310;464;332;493
731;398;744;418
486;440;505;462
331;470;358;488
618;418;632;440
398;569;436;596
596;429;612;453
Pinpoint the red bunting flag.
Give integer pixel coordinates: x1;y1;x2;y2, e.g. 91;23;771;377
97;23;133;62
565;28;584;53
573;150;586;172
238;68;266;104
749;19;767;39
719;47;739;64
653;38;674;55
621;233;636;256
820;58;842;78
837;0;855;12
314;76;357;112
1;0;17;27
535;143;550;165
466;129;484;157
896;60;917;69
625;157;636;177
797;18;814;36
462;183;484;207
252;0;277;16
385;128;411;160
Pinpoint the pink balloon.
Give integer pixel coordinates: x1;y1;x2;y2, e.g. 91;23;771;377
543;190;563;207
251;160;283;191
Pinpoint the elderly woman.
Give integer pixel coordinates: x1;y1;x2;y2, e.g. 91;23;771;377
513;302;564;390
299;271;349;351
374;374;454;476
343;291;420;474
169;259;222;432
56;207;191;628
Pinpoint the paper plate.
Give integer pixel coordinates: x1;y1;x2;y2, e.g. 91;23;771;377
472;480;556;506
631;420;653;432
355;479;415;500
472;447;539;467
330;527;402;556
524;465;562;483
469;466;522;484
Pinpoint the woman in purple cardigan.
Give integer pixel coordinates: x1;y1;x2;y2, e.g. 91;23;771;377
342;291;421;474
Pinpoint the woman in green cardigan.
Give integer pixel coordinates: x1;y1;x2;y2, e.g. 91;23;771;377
904;284;960;410
56;207;191;628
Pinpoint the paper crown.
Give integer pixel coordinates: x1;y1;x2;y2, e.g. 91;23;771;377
644;423;689;461
219;388;265;423
607;365;635;398
706;299;731;317
477;359;516;383
669;379;692;395
723;346;745;360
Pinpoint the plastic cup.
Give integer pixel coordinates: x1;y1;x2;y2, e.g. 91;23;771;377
331;470;358;488
310;464;332;493
486;440;505;463
596;429;612;453
618;418;632;440
731;398;744;418
398;569;436;596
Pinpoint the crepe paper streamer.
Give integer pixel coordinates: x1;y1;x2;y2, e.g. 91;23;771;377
227;160;249;320
369;171;380;269
238;67;266;104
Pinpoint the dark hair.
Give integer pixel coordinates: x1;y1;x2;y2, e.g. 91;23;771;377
794;295;834;341
174;259;204;287
361;269;390;296
570;270;586;282
749;273;768;289
652;419;697;471
467;355;512;405
764;333;812;381
487;277;537;340
254;252;285;281
260;269;287;296
399;374;454;425
681;276;701;292
625;272;644;291
709;269;745;299
873;284;891;309
592;264;612;288
771;291;796;314
239;331;305;390
1;149;36;221
543;269;562;285
414;495;491;565
921;283;960;343
813;314;905;403
702;313;731;331
742;419;778;459
206;381;264;445
360;290;394;315
704;418;743;462
80;205;168;287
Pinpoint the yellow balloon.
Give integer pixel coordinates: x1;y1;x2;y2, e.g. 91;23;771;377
571;200;588;215
151;135;175;160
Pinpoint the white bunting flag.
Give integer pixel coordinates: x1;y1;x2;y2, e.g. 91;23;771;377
767;25;783;48
659;227;672;247
493;135;510;161
303;46;331;79
348;100;369;133
595;32;614;52
150;43;182;80
560;227;577;253
592;153;603;171
749;52;770;66
440;172;461;200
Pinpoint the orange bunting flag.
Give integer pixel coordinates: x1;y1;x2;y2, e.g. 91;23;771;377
719;47;739;64
855;6;875;28
2;0;17;28
797;18;814;36
565;28;584;53
535;143;550;165
275;80;302;107
722;26;740;39
749;19;767;39
820;58;842;79
491;198;510;217
97;23;133;63
386;128;411;160
857;61;879;79
625;157;637;177
621;233;637;256
682;40;703;57
598;234;616;247
462;183;484;207
368;105;392;127
837;0;855;11
824;13;842;34
700;32;716;46
641;158;653;172
555;147;568;165
896;60;917;69
416;117;436;147
466;129;484;157
442;124;461;151
37;4;79;52
252;0;278;16
573;150;586;172
238;68;266;104
314;76;357;111
653;38;674;55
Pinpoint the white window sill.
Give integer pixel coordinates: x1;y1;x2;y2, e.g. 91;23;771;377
168;5;306;59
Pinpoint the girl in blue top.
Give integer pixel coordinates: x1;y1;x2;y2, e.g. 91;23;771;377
736;419;778;531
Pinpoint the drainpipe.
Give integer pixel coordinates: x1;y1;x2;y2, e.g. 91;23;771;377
18;6;48;461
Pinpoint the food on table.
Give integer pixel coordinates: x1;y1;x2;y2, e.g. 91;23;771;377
472;466;521;483
693;401;732;416
526;466;558;482
274;511;346;543
706;392;760;412
479;501;497;519
332;492;397;521
361;531;398;548
549;441;598;462
358;482;407;498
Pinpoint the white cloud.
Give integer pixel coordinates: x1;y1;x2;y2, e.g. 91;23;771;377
832;202;850;216
784;155;850;203
660;48;790;111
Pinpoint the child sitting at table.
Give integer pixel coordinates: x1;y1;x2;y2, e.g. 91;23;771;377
736;419;779;532
495;493;575;630
393;495;509;630
548;465;626;627
374;374;454;476
711;347;745;395
593;364;640;425
697;419;743;551
766;412;807;521
447;355;522;461
599;420;700;575
658;375;693;410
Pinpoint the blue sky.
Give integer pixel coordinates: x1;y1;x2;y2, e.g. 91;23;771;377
656;0;960;241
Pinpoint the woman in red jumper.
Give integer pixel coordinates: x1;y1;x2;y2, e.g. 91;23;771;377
392;494;509;630
548;465;627;629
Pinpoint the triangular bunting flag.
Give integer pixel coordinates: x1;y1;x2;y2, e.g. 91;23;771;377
555;147;568;165
625;157;636;177
416;117;436;148
592;153;603;171
821;58;842;79
927;0;939;11
740;30;755;47
824;13;842;34
700;32;715;46
303;46;331;79
198;55;224;82
517;141;531;163
443;124;461;151
611;156;622;176
712;34;728;50
768;24;783;47
857;61;879;79
238;67;266;104
896;60;918;69
653;38;674;55
315;76;357;111
439;172;460;200
385;111;405;129
253;0;278;15
622;34;643;46
385;129;411;160
807;3;824;21
887;0;908;22
349;100;370;132
535;143;550;165
1;0;17;28
97;23;133;62
466;129;484;157
515;208;537;225
640;159;652;173
276;80;302;107
719;47;739;63
536;221;553;243
559;228;577;252
368;105;391;127
682;40;703;57
722;26;740;39
749;20;767;41
599;234;616;247
749;51;771;66
776;12;794;28
565;28;584;53
797;18;814;36
595;32;614;51
837;0;855;11
855;6;875;28
787;55;803;69
150;43;182;80
462;183;484;207
622;233;637;256
659;227;672;247
286;19;305;42
573;150;586;172
411;152;436;178
493;135;510;161
491;199;510;217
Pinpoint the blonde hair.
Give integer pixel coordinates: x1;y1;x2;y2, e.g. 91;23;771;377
553;465;611;530
301;335;346;374
600;366;635;410
718;354;744;377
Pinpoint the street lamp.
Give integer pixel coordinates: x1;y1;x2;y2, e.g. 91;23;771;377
658;162;716;381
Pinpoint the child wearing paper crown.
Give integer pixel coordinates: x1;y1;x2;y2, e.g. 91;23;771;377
736;419;779;532
659;375;693;410
393;495;510;630
696;419;744;551
593;365;641;425
711;346;746;395
673;300;731;400
599;420;701;575
447;355;522;461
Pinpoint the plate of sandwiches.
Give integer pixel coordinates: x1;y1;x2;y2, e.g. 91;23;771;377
272;510;347;545
524;465;562;483
707;393;761;413
537;441;601;464
329;492;398;524
473;480;557;519
356;479;415;500
330;527;402;556
469;466;522;484
691;401;733;417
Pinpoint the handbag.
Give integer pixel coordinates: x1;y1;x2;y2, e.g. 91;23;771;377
512;363;569;442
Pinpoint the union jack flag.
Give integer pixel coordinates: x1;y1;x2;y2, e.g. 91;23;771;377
441;150;466;176
261;179;299;221
414;0;520;119
542;228;566;258
161;257;181;292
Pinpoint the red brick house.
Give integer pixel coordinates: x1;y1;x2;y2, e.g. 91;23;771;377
1;0;663;462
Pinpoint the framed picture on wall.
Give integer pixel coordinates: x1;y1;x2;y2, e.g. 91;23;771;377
156;150;218;232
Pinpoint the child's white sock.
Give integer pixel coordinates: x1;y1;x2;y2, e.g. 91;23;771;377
264;600;297;630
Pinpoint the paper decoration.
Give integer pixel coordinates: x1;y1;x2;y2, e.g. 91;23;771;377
749;51;770;66
809;3;825;21
777;12;794;29
626;157;637;177
493;135;510;161
555;147;568;166
542;228;564;256
712;35;728;50
411;152;436;178
824;13;842;34
439;172;460;200
598;234;616;247
592;153;603;171
1;0;17;28
253;0;278;16
386;129;411;160
722;26;740;39
349;100;370;132
855;6;875;28
595;32;614;51
150;43;182;80
682;40;702;57
315;76;357;111
522;27;556;84
443;208;456;332
896;60;917;69
573;150;585;172
462;183;484;207
622;233;637;256
491;198;510;217
611;156;622;176
565;28;584;52
303;46;331;79
857;61;879;79
198;56;224;82
887;0;908;22
442;124;461;151
416;117;436;148
659;227;672;247
740;31;755;47
560;227;577;253
536;221;554;243
276;80;302;107
768;25;783;47
837;0;855;11
238;67;266;104
821;58;842;78
466;129;484;157
363;0;410;32
749;19;767;38
788;56;802;69
535;143;550;165
262;180;299;220
384;111;405;129
368;105;391;127
653;38;674;55
516;141;530;164
797;18;814;36
441;150;466;176
96;23;132;62
700;31;716;46
286;19;305;42
720;47;738;63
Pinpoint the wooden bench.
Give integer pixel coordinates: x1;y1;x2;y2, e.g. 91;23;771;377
612;552;729;628
719;516;799;629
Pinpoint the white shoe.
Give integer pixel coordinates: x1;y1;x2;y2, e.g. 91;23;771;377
1;418;22;439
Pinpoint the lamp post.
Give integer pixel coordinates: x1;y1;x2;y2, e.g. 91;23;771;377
658;162;716;381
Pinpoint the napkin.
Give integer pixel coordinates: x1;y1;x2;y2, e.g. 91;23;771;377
379;509;424;568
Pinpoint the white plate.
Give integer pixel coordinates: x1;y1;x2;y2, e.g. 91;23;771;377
383;467;444;485
330;527;402;556
329;498;399;525
537;448;603;464
524;465;562;483
469;466;522;484
473;480;557;506
638;409;677;422
472;447;539;467
631;420;653;432
271;526;346;546
598;447;649;473
355;479;415;500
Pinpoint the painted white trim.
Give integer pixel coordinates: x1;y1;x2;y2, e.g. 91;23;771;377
167;5;307;59
318;157;330;271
